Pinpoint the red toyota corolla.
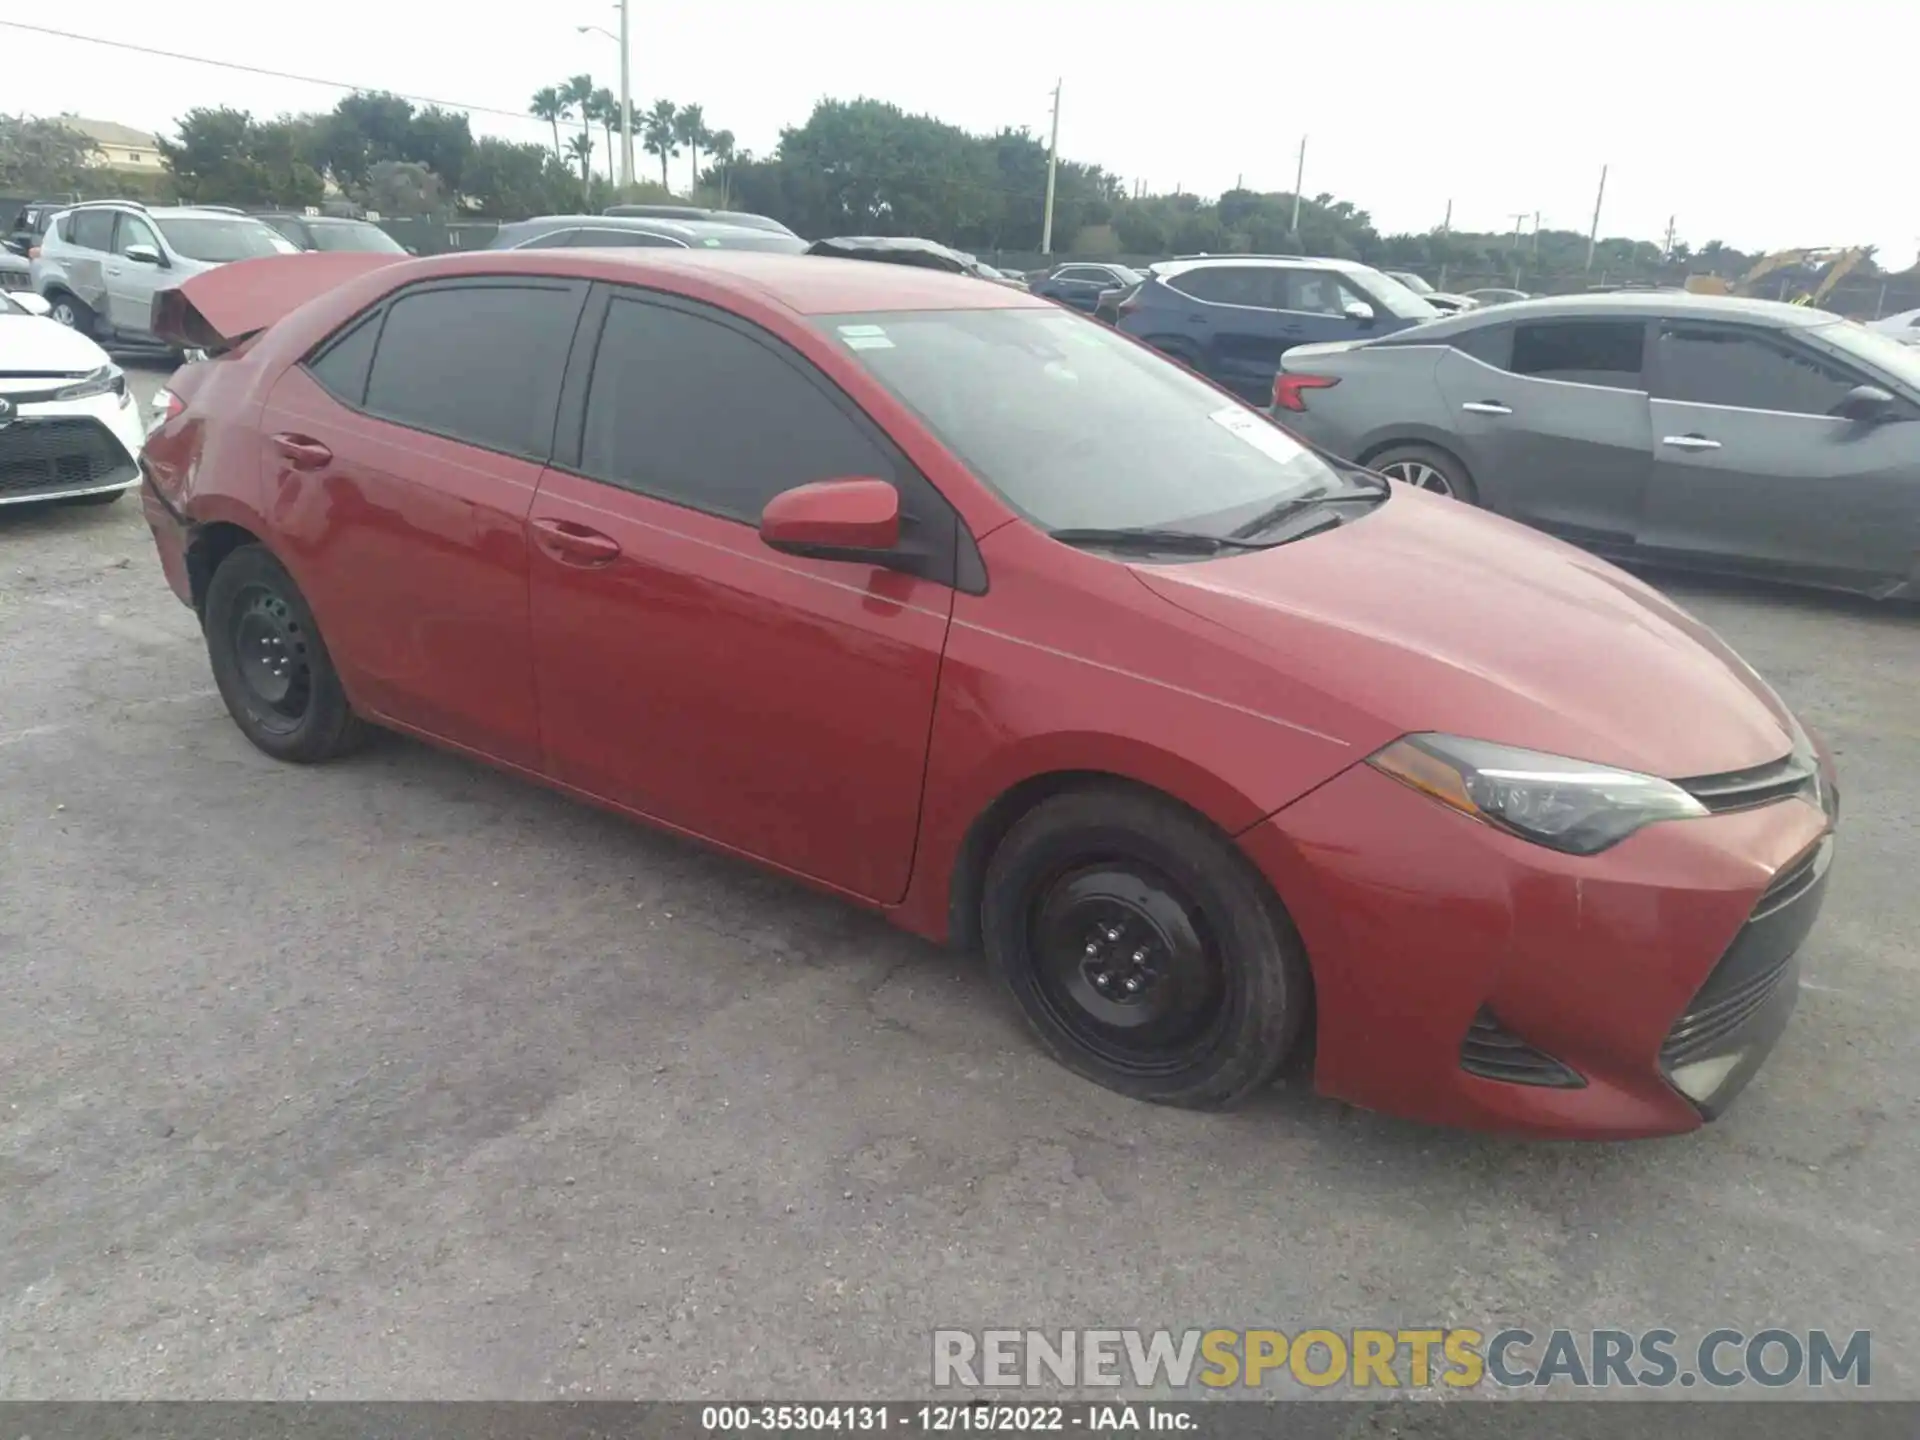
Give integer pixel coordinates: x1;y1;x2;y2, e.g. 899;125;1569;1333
139;249;1839;1138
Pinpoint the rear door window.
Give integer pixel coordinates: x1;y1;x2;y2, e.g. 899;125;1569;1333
1168;266;1274;308
1278;270;1365;315
569;228;683;248
1452;325;1513;368
69;210;115;251
359;280;586;459
1508;320;1646;389
1654;325;1860;417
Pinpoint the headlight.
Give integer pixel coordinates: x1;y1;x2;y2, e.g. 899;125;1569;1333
54;364;125;402
1369;733;1707;855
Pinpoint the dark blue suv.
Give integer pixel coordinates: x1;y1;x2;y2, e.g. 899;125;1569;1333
1111;256;1442;403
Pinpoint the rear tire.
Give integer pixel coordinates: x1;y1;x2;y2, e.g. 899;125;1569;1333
1368;442;1478;504
46;292;95;336
982;786;1312;1110
203;544;368;763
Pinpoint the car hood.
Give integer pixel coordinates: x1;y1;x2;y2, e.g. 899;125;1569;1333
0;315;112;380
1133;488;1796;780
152;250;407;350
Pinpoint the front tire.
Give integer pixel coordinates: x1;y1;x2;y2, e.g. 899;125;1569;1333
203;544;368;763
1368;442;1478;504
982;787;1312;1109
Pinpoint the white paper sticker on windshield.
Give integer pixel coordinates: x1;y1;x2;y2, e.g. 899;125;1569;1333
844;335;894;350
1210;406;1303;463
837;324;887;337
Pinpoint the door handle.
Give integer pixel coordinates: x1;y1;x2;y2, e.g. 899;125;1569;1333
531;516;621;566
1661;434;1722;451
269;432;333;469
1461;401;1513;415
105;266;124;278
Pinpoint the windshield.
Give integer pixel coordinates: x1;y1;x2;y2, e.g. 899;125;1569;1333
819;307;1347;533
1817;318;1920;391
156;217;300;263
307;221;406;254
1356;267;1441;320
1389;271;1435;294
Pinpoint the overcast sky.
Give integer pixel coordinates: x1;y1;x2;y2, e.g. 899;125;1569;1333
5;0;1915;261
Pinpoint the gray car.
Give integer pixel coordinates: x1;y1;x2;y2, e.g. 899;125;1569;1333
31;201;299;346
489;214;809;253
1273;292;1920;599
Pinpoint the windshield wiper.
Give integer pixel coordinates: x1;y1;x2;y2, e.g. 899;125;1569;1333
1048;526;1274;554
1229;478;1386;540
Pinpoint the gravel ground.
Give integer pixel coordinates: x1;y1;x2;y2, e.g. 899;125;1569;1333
1;362;1915;1400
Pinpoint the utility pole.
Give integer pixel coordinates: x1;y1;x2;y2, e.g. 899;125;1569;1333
1288;135;1307;245
1509;212;1528;249
1040;78;1062;255
1585;163;1607;272
1532;210;1541;257
1662;214;1676;261
618;0;634;190
1440;198;1451;235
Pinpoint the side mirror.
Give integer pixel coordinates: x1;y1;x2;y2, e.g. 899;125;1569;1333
124;244;164;266
1342;300;1377;326
1835;383;1895;422
760;478;901;560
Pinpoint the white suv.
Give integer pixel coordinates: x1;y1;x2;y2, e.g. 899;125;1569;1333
31;201;297;349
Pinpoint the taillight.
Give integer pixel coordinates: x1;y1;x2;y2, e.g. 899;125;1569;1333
1272;373;1339;412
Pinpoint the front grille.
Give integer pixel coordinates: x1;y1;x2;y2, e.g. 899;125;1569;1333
0;271;30;291
1678;749;1820;813
1660;834;1831;1069
1661;958;1794;1067
0;417;136;499
1459;1007;1585;1088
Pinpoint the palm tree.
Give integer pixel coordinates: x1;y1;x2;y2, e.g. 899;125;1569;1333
561;73;596;174
708;128;736;207
591;86;619;181
565;131;594;187
529;86;568;162
642;98;680;192
674;103;707;194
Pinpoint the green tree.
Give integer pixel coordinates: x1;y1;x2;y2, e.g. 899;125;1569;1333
0;116;100;195
674;103;707;195
642;99;680;191
157;107;322;207
707;127;736;206
561;74;597;176
313;91;417;188
408;106;472;194
590;87;619;179
529;86;568;162
463;136;579;218
566;131;594;187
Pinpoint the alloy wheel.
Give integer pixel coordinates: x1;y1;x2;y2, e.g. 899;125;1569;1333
1378;460;1455;496
50;301;76;327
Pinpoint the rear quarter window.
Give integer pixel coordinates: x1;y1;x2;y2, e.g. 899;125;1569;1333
1451;325;1513;368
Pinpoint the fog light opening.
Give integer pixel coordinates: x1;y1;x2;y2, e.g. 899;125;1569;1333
1669;1051;1747;1104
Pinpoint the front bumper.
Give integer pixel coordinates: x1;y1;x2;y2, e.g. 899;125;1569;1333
1240;761;1835;1138
0;391;145;505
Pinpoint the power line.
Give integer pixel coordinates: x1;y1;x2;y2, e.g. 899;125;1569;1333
0;19;546;127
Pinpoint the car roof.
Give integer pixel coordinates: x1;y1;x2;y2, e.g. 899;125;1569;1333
1155;255;1376;279
507;213;767;238
1399;289;1837;339
403;248;1052;315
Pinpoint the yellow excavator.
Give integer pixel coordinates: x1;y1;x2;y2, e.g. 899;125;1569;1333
1686;247;1871;306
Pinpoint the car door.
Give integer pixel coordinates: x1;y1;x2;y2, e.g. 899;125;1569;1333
1639;320;1920;585
525;286;959;903
105;212;167;334
1048;266;1112;312
1273;269;1375;351
256;276;588;768
1432;317;1654;542
1161;266;1289;401
60;208;116;320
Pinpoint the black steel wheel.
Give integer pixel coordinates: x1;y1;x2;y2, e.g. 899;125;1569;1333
203;543;368;763
982;786;1312;1109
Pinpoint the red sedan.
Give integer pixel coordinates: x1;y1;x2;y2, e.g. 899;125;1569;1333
139;249;1838;1138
